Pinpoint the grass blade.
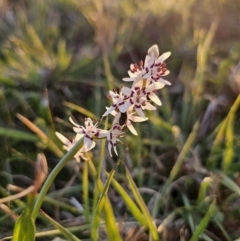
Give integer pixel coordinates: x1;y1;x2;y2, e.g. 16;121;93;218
105;171;147;226
16;113;63;157
88;158;122;241
125;165;159;241
40;210;81;241
189;198;216;241
63;101;96;119
83;160;90;222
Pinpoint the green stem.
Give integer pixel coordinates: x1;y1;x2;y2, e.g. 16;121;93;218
32;137;83;220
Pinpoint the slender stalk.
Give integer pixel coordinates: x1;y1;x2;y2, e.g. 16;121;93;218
32;137;83;220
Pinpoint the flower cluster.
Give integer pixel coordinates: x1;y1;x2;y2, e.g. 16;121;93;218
56;44;171;161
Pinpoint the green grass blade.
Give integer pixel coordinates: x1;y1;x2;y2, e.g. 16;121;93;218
221;174;240;195
63;101;97;119
222;95;240;172
16;113;63;158
32;136;84;220
125;165;159;241
40;210;81;241
189;198;216;241
88;158;122;241
208;95;240;169
0;127;39;141
83;160;90;222
105;171;147;226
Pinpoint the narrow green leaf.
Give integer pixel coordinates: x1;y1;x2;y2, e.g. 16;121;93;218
105;171;146;226
16;113;63;158
222;95;240;172
40;210;81;241
0;127;39;141
208;95;240;169
189;198;216;241
221;174;240;195
63;101;96;119
32;136;84;220
12;195;36;241
181;193;194;233
83;160;90;222
125;165;159;241
88;159;122;241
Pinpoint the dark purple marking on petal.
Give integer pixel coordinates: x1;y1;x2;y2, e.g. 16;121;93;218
118;101;125;106
86;135;93;140
136;104;141;109
95;130;100;137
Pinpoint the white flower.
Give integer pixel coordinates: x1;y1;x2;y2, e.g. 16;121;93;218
109;106;148;135
123;44;171;88
70;117;107;151
121;85;162;118
106;124;124;156
55;132;87;162
102;89;128;117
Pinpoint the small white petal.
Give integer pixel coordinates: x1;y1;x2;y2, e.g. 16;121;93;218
144;102;156;111
113;113;121;125
85;118;94;126
123;77;135;82
97;129;109;138
148;92;162;106
75;133;85;141
121;87;132;97
142;70;151;79
113;145;118;156
108;142;113;157
148;44;159;58
73;126;84;134
154;81;166;89
126;120;138;135
84;137;95;150
69;117;80;127
106;107;117;116
146;84;157;92
128;70;138;78
144;54;151;67
156;51;171;63
133;78;145;88
125;100;133;111
149;51;156;65
56;132;71;146
135;106;146;118
129;116;148;122
158;78;171;85
161;70;170;76
102;105;115;117
118;103;128;113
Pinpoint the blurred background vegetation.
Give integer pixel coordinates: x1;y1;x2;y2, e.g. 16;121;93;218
1;0;240;240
